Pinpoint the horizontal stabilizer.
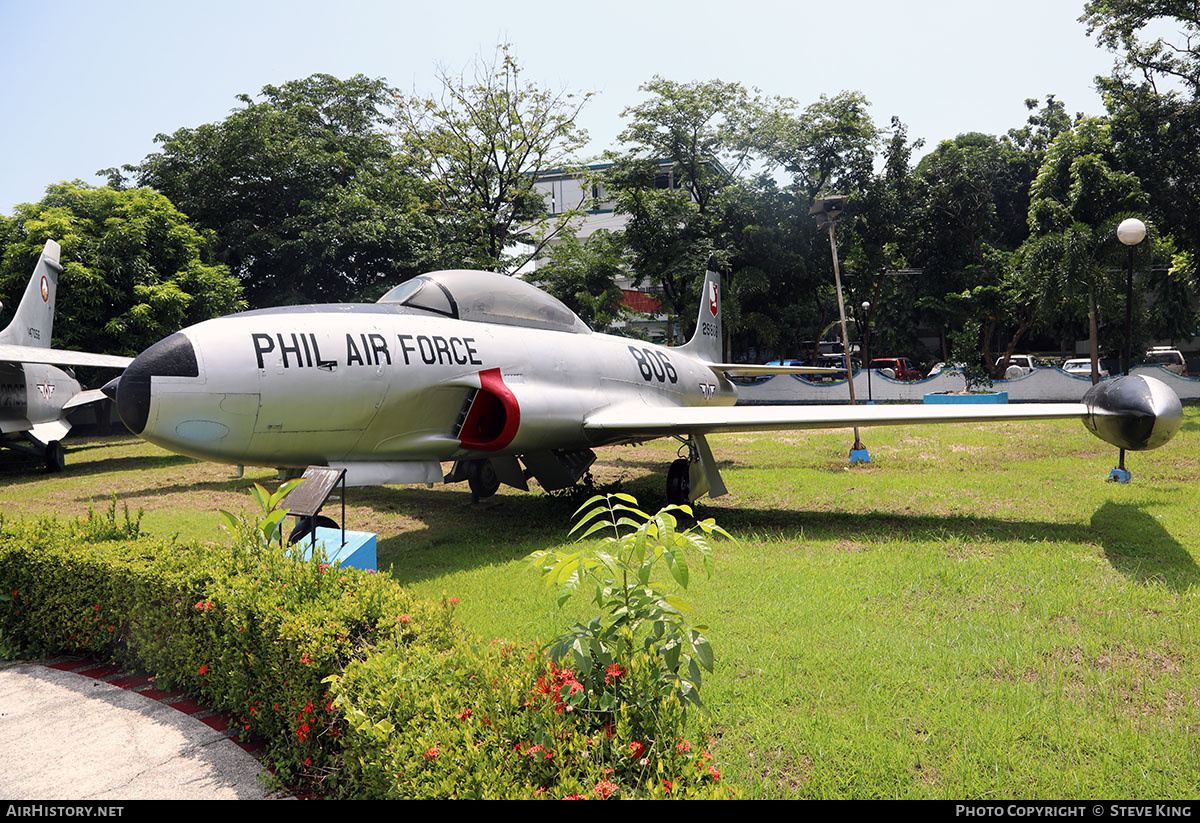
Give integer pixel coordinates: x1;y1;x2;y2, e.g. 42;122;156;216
62;388;109;411
0;344;133;369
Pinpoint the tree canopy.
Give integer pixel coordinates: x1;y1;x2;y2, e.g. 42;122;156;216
0;182;243;356
395;45;593;273
135;73;441;307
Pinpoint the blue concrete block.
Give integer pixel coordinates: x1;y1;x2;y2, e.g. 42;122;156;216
1108;468;1132;484
849;448;871;464
293;527;378;571
923;391;1009;404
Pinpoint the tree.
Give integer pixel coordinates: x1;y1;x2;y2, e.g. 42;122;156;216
1023;117;1150;381
606;78;790;345
1081;1;1200;97
841;116;924;365
136;74;437;307
533;231;629;333
0;182;243;356
395;45;593;272
908;97;1071;372
764;91;880;202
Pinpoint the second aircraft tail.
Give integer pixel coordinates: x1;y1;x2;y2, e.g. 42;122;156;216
0;239;61;348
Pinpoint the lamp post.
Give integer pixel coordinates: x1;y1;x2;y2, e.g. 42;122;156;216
810;195;867;463
1111;217;1146;484
1116;217;1146;377
862;300;872;403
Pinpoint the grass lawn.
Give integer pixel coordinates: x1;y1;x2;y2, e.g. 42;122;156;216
3;408;1199;798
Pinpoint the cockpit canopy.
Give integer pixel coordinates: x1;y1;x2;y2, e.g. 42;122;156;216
377;270;590;334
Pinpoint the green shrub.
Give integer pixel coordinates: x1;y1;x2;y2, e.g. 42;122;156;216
329;640;738;799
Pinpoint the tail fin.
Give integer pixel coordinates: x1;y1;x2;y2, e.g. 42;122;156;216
678;269;722;362
0;239;60;348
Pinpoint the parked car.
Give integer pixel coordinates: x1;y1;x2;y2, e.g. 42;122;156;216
996;354;1039;378
1062;358;1110;378
806;353;859;382
1144;347;1188;376
926;361;966;378
868;357;922;381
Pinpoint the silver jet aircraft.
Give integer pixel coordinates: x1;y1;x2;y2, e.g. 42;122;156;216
1;240;133;470
103;268;1181;503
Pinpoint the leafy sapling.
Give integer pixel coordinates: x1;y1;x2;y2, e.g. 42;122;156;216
530;493;730;711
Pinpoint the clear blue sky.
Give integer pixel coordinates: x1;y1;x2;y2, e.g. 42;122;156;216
0;0;1133;215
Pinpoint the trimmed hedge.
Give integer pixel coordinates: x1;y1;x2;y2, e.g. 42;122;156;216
0;509;456;791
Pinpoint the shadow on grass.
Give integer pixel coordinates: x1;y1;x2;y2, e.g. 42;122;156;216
368;482;1160;588
1091;501;1199;590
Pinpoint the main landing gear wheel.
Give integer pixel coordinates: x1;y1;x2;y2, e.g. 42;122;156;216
44;441;64;473
666;457;691;505
466;459;500;500
287;515;339;545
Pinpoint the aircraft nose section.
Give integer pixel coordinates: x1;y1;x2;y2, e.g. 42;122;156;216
113;332;200;434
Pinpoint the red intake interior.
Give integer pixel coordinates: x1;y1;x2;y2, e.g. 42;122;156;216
458;368;520;450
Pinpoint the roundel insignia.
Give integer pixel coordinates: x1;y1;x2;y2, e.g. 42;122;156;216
708;281;719;317
40;275;49;302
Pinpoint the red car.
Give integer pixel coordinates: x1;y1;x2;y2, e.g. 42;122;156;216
869;357;923;381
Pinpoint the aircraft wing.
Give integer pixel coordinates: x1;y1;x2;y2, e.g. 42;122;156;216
583;402;1089;437
0;344;133;369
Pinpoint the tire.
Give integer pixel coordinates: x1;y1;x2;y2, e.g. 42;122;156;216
666;458;691;505
287;515;339;545
466;459;500;499
44;441;65;473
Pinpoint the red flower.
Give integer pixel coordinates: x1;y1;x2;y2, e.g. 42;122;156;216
628;740;646;759
663;779;673;793
708;765;721;781
458;708;472;721
448;597;460;605
398;614;412;625
592;779;618;800
198;665;209;675
300;652;310;664
423;746;439;760
604;663;626;684
677;739;692;753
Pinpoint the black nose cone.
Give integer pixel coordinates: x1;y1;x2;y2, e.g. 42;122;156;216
114;333;199;434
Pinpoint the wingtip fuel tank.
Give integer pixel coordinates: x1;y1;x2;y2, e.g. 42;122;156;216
1083;374;1182;451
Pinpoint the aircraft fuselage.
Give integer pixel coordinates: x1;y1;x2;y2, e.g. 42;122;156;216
0;362;81;435
124;307;737;470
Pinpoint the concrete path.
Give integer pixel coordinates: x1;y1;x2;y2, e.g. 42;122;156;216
0;660;282;800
